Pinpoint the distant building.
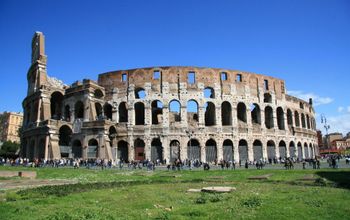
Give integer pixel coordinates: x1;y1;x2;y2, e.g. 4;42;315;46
325;133;343;149
0;112;23;143
317;130;323;149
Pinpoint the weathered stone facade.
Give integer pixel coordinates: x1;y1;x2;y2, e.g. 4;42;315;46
21;32;318;163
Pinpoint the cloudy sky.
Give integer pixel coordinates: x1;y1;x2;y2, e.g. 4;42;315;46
0;0;349;135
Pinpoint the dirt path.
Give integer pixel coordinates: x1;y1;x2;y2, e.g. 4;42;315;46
0;179;78;190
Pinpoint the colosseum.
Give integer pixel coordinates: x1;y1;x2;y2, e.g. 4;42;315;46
21;32;319;163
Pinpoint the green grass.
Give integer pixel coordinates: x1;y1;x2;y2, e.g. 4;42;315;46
0;166;349;219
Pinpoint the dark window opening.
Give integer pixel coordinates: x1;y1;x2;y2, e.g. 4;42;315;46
264;93;272;103
221;101;232;126
104;103;113;120
205;102;216;126
119;102;128;123
152;100;163;125
264;80;269;91
251;103;261;125
50;92;63;120
277;107;285;130
237;102;247;123
265;106;274;129
134;102;145;125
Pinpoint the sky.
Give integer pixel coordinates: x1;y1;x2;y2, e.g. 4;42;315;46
0;0;349;135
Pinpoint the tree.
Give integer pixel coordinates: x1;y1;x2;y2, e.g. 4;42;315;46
0;141;20;158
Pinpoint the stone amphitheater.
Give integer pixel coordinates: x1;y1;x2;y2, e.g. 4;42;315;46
21;32;318;163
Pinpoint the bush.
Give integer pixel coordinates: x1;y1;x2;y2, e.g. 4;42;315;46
241;197;262;208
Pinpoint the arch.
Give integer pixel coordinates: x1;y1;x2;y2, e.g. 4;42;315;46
187;139;200;161
64;105;71;122
109;126;117;148
37;139;45;159
278;140;287;159
170;140;180;162
222;101;232;126
75;101;84;119
304;142;309;158
264;93;272;103
94;89;104;99
50;91;64;120
306;115;311;129
104;103;113;120
205;102;216;126
253;140;263;161
265;106;274;129
289;141;296;159
301;113;306;128
277;107;285;130
309;143;314;159
238;139;248;162
204;87;215;98
117;140;129;162
297;142;303;160
287;109;293;127
134;138;145;161
118;102;128;123
135;87;146;99
134;102;145;125
267;140;276;160
95;103;103;120
59;125;72;146
223;139;234;162
169;100;181;122
294;111;300;127
151;100;163;125
72;139;82;158
251;103;261;125
237;102;247;123
205;139;217;162
151;138;163;162
87;139;98;158
187;100;199;125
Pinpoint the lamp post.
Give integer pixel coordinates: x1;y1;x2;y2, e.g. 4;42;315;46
321;114;330;154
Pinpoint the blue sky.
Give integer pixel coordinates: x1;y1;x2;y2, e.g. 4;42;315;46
0;0;349;135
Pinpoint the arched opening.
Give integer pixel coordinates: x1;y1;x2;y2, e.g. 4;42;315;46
88;139;98;158
267;140;276;161
289;141;296;159
29;140;35;160
204;87;215;98
187;139;200;161
134;102;145;125
72;140;82;158
279;140;287;159
205;139;217;162
264;93;272;103
265;106;274;129
253;140;263;161
169;100;181;122
95;103;103;120
109;126;117;149
50;91;63;120
151;138;163;162
94;89;104;99
297;142;303;160
223;139;234;162
205;102;216;126
306;115;310;129
187;100;199;126
277;107;285;130
287;109;293;127
294;111;300;127
118;102;128;123
37;139;45;159
301;113;306;128
304;143;309;158
237;102;247;123
170;140;180;162
64;105;70;122
75;101;84;119
238;140;248;162
222;101;232;126
309;143;314;158
135;88;146;99
251;103;261;125
59;125;72;158
151;100;163;125
134;139;145;161
104;103;113;120
117;140;128;162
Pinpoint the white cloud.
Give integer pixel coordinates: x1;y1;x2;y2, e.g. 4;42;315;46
317;113;350;136
287;90;333;106
338;106;344;113
347;106;350;113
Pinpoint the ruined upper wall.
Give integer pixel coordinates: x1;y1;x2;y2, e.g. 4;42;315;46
98;66;286;99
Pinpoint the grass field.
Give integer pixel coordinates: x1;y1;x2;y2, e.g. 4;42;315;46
0;166;349;220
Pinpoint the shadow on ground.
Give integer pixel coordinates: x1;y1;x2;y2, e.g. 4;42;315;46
316;171;350;190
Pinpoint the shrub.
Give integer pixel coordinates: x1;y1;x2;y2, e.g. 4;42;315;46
241;197;262;208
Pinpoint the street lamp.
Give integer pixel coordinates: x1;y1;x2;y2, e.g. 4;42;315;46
321;114;330;151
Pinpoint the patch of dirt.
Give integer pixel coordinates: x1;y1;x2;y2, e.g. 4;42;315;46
0;179;78;190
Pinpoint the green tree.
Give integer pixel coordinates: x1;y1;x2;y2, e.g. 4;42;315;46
0;141;20;158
